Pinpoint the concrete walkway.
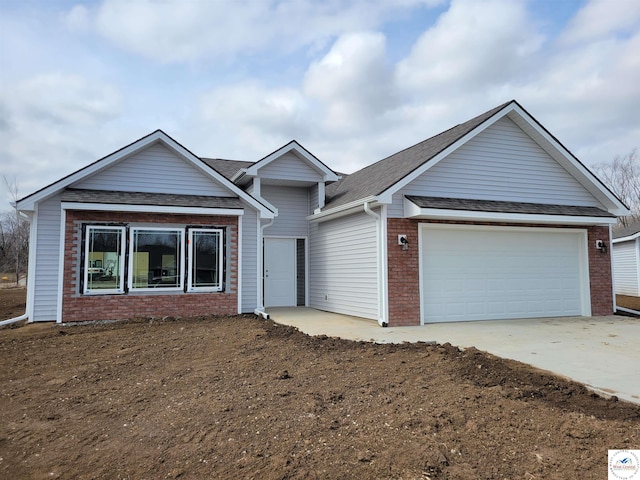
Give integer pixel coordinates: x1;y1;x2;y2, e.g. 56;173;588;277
267;307;640;405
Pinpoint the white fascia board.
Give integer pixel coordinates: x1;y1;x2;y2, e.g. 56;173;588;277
405;205;618;226
506;105;630;216
61;202;245;216
247;141;340;181
307;196;377;223
378;106;511;202
612;233;640;244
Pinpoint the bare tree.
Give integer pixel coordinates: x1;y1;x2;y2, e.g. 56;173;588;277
592;148;640;228
1;176;29;286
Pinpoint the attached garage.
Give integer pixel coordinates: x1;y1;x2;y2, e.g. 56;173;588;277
419;224;591;323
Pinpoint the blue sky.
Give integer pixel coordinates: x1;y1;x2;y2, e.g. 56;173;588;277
1;0;639;209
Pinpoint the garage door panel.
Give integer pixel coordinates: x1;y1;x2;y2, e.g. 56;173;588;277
421;226;588;323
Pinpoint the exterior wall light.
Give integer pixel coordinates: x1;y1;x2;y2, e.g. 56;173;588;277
398;234;409;251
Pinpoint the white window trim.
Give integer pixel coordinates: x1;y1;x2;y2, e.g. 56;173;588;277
128;227;185;293
83;225;127;295
187;228;224;292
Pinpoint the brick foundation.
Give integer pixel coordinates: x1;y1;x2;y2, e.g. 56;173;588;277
62;210;239;322
386;219;613;327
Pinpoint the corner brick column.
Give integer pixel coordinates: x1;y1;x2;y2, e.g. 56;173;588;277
387;218;421;326
587;225;614;316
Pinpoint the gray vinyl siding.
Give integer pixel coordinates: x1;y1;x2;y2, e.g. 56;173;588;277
261;185;310;237
74;143;233;196
32;194;63;321
259;152;323;183
310;184;319;213
309;211;378;319
240;208;258;313
389;117;603;217
613;240;639;296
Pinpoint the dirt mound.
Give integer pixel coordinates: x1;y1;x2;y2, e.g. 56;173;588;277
1;312;638;479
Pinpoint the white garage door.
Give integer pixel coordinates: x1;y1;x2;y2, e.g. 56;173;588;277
420;225;589;323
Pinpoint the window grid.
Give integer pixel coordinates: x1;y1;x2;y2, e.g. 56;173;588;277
82;225;225;295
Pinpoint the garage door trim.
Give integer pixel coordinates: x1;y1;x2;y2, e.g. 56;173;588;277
418;224;591;324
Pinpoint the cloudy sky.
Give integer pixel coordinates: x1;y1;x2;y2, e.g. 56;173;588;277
1;0;639;209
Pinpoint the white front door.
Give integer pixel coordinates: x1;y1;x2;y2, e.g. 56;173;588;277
264;238;296;307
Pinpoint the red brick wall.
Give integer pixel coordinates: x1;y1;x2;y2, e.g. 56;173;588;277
587;225;614;316
62;210;239;322
387;218;422;326
386;219;614;326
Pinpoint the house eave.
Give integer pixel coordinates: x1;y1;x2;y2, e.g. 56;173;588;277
307;196;378;222
612;233;640;244
61;202;246;216
404;206;617;226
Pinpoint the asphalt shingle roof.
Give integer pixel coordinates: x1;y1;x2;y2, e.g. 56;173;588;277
61;188;243;209
200;158;254;180
406;196;615;218
323;101;513;210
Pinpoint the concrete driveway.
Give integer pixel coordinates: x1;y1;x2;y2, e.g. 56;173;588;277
267;307;640;405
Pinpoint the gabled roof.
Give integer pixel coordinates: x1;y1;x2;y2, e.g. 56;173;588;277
232;140;340;184
613;220;640;241
323;100;628;217
324;101;511;209
16;130;275;218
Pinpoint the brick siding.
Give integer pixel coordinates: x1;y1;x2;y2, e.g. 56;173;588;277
387;219;613;327
62;210;239;322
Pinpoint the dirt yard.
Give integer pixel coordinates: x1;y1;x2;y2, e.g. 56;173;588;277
1;289;638;479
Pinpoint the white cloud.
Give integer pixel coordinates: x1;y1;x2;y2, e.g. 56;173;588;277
561;0;640;44
90;0;443;63
64;4;91;32
0;73;124;200
396;0;543;97
9;73;122;127
303;32;398;133
197;82;310;158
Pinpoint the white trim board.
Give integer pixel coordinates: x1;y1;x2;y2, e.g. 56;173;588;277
61;202;244;216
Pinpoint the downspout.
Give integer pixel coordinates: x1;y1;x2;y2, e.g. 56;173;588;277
363;201;388;327
610;224;617;314
2;210;33;326
0;313;28;327
254;217;274;320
